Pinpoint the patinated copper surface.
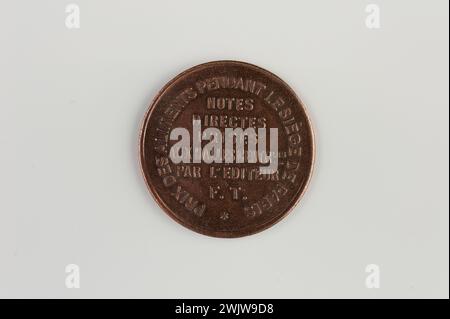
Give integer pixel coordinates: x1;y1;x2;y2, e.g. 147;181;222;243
139;61;314;237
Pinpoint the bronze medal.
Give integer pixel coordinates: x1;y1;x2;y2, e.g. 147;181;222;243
139;61;314;237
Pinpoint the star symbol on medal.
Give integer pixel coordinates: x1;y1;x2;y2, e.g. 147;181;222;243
220;211;230;221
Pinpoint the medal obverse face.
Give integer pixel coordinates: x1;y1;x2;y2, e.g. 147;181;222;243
139;61;314;238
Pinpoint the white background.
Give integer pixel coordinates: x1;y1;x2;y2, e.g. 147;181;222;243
0;0;448;298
